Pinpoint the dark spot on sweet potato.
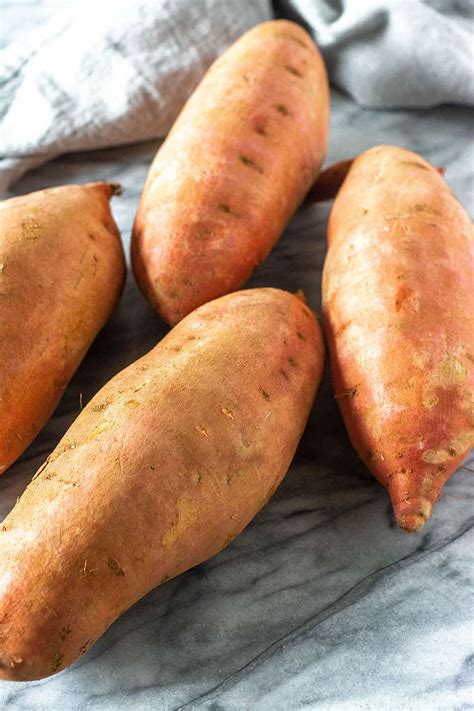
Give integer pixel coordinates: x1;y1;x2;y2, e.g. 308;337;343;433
239;155;264;174
335;386;358;400
59;626;72;641
91;401;109;413
273;103;291;116
53;654;64;672
283;64;303;78
259;388;270;400
287;356;298;368
447;447;457;457
79;639;92;656
150;464;155;470
217;203;240;218
296;331;306;341
254;122;268;136
395;286;414;312
58;477;78;487
437;464;447;473
108;558;125;577
279;369;290;381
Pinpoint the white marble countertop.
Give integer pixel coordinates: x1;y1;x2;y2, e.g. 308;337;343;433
1;2;473;710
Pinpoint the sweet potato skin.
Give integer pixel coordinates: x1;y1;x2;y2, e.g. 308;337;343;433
132;20;329;324
0;288;324;681
0;183;125;474
322;145;474;531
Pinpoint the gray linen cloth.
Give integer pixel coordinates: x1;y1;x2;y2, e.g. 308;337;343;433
1;0;473;194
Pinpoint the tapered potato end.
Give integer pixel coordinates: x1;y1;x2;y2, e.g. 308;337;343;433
388;472;435;532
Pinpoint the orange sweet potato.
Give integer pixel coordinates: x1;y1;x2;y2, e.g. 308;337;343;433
0;183;125;474
0;288;324;681
322;145;474;531
132;20;329;325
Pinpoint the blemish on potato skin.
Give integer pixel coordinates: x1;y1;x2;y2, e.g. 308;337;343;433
259;388;270;401
239;155;264;174
221;407;234;419
273;103;291;116
279;369;289;381
422;355;470;410
52;654;64;672
283;64;303;78
335;386;358;400
59;626;72;641
296;331;306;341
287;356;298;368
422;450;448;464
7;655;24;670
162;497;198;547
217;203;240;218
195;424;208;437
79;639;93;656
395;286;414;312
91;401;109;413
108;558;125;577
83;422;113;442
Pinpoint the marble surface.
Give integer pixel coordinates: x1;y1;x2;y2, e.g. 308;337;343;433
1;3;474;710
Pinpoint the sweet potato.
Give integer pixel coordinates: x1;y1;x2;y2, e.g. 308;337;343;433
132;20;329;325
307;158;446;204
322;145;474;531
0;288;324;681
0;182;125;474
